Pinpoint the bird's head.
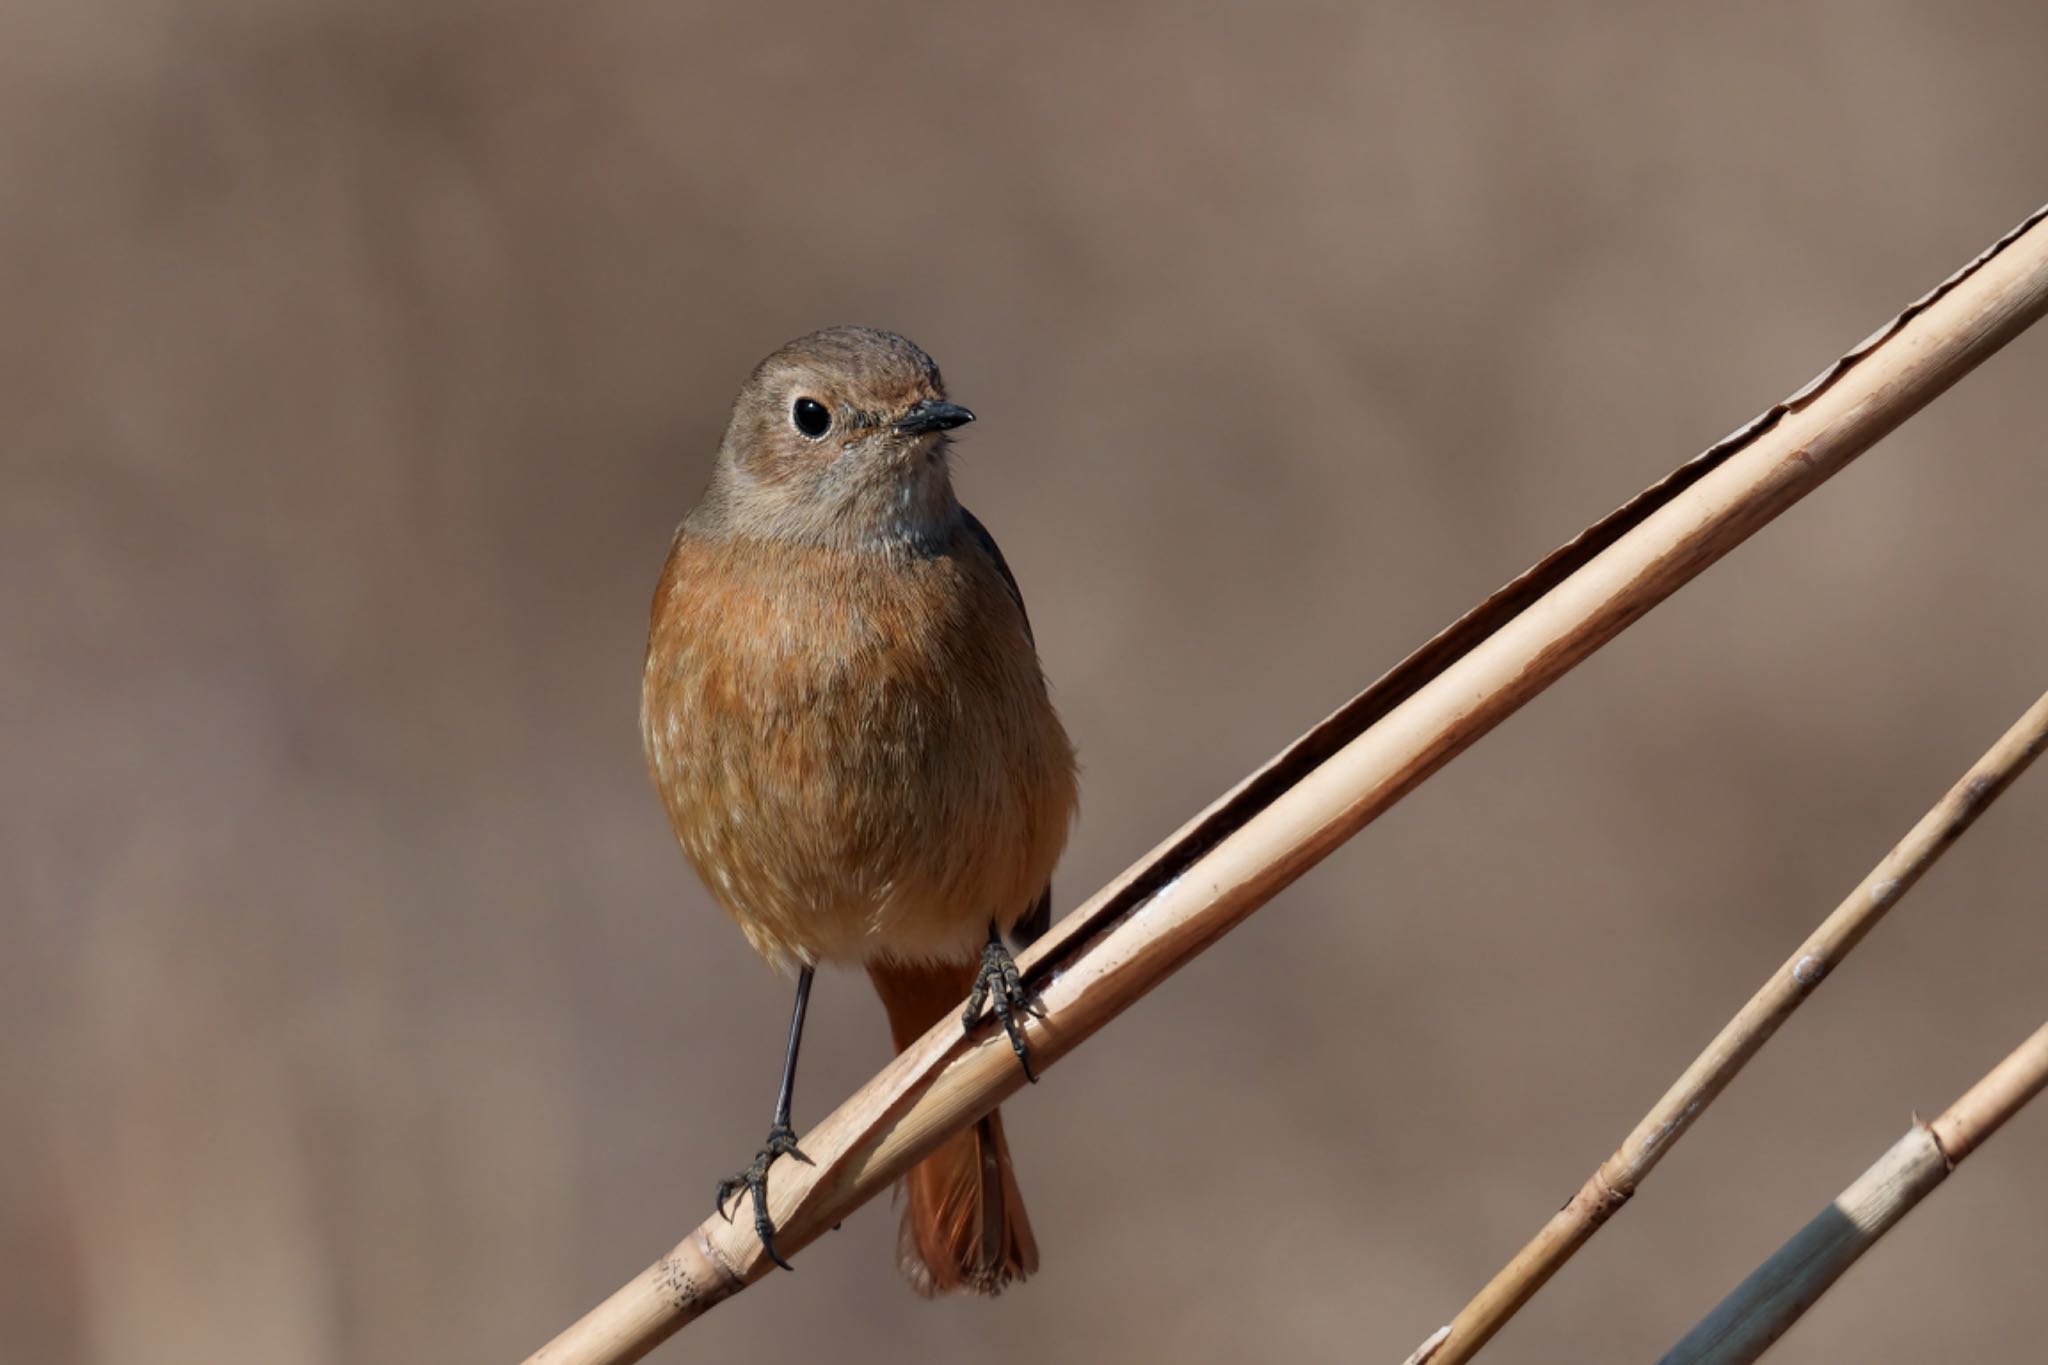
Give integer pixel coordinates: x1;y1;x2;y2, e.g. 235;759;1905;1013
702;326;974;550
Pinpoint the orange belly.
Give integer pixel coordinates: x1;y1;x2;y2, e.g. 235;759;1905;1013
641;523;1077;970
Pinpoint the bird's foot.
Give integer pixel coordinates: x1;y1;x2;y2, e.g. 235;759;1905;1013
963;933;1043;1082
713;1123;812;1270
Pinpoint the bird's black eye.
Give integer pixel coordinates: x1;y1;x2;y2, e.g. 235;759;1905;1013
792;397;832;439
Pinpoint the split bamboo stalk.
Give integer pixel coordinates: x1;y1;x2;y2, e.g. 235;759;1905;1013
527;201;2048;1365
1659;1020;2048;1364
1405;687;2048;1365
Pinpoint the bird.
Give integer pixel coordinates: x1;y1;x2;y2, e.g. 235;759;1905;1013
641;326;1079;1295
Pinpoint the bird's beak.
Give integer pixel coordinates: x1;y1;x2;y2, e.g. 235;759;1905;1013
895;399;976;435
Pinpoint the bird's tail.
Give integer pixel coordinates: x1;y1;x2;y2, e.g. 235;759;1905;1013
866;957;1038;1296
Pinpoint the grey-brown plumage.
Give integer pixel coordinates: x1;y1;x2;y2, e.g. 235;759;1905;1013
642;327;1076;1293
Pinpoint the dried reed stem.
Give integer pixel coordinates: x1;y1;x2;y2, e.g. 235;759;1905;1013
527;202;2048;1365
1658;1021;2048;1364
1407;687;2048;1365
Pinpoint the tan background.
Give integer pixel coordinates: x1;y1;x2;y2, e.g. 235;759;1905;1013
6;4;2048;1362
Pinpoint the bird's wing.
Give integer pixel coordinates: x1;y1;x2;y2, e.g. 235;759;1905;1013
1013;885;1053;947
962;506;1033;644
962;507;1054;948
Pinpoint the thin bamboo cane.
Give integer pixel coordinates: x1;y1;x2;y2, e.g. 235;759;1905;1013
1406;688;2048;1365
526;201;2048;1365
1659;1021;2048;1365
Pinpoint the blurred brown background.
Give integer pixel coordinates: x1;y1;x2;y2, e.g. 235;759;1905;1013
6;4;2047;1362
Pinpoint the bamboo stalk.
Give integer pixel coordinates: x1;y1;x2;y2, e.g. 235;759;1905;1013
1658;1021;2048;1365
1405;687;2048;1365
526;201;2048;1365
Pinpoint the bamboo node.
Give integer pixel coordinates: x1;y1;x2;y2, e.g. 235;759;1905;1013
1915;1112;1959;1172
693;1229;749;1299
1574;1166;1632;1224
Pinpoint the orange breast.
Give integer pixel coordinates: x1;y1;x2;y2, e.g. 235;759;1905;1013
641;524;1077;970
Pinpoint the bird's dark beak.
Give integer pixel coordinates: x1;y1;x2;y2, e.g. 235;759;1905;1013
896;399;976;435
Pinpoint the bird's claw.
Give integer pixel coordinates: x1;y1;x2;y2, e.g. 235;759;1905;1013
963;935;1043;1082
712;1123;811;1270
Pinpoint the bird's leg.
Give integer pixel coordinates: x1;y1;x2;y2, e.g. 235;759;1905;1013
963;922;1043;1082
714;965;814;1271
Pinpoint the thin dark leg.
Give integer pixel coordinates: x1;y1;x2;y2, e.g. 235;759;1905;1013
962;922;1042;1083
771;965;812;1130
714;966;815;1271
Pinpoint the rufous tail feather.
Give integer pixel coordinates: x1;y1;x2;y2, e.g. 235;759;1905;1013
866;958;1038;1296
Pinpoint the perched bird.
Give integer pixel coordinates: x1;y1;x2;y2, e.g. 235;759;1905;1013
642;327;1078;1295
